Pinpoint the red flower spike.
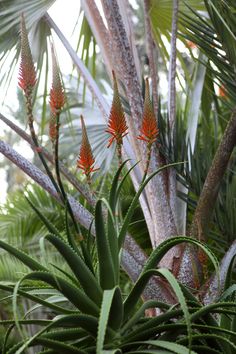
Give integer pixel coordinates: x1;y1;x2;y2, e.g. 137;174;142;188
18;14;37;93
77;116;99;178
106;71;128;148
49;45;65;114
137;78;159;144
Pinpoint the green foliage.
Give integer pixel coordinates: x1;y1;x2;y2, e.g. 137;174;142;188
0;163;235;353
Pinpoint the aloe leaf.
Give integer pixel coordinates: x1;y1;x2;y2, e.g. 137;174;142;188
101;197;119;283
121;300;170;334
123;309;185;343
40;328;88;341
9;338;85;354
118;162;184;248
124;236;218;318
115;161;140;202
0;240;48;272
22;271;99;316
97;288;116;354
109;159;130;212
129;340;197;354
45;234;102;304
219;284;236;302
108;287;124;331
158;269;192;350
31;338;85;353
124;268;192;348
142;236;218;274
190;302;236;322
0;283;73;314
178;333;236;353
95;200;116;289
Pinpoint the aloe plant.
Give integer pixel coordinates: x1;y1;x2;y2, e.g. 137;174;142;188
0;157;235;353
0;4;236;351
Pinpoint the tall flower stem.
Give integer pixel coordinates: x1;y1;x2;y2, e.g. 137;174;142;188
53;112;91;263
117;143;122;167
25;91;60;195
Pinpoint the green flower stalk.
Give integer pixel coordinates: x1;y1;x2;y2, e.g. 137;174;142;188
49;44;65;199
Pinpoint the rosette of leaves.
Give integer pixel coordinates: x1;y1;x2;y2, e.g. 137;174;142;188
0;162;236;354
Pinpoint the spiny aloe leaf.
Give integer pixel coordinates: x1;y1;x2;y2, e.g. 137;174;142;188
124;236;218;318
123;309;186;343
101;197;119;283
115;161;140;202
97;288;116;354
190;302;236;322
107;287;123;331
109;159;130;212
95;200;116;289
128;340;197;354
121;300;170;334
8;338;85;354
0;239;48;272
40;328;88;341
22;271;99;316
177;333;236;353
45;233;102;304
142;236;219;274
0;283;73;314
123;268;192;349
30;338;85;353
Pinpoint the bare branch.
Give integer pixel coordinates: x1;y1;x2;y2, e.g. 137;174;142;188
191;108;236;241
117;0;142;82
143;0;159;116
202;240;236;305
166;0;179;255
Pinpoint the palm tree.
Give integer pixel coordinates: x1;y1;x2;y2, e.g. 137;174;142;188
0;0;236;307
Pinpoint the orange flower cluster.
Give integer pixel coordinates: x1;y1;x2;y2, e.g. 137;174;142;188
18;15;37;93
49;46;65;115
137;78;159;145
77;116;99;180
106;71;128;148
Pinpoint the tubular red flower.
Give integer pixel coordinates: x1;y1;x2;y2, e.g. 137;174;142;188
137;78;159;144
18;14;37;93
77;116;99;177
106;71;128;148
49;45;65;114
